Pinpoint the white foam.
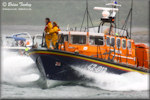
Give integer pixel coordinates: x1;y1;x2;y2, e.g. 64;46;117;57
18;74;40;83
1;50;40;85
75;67;149;91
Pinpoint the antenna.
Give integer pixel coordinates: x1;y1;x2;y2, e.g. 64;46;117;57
130;0;133;39
119;0;133;38
86;0;89;32
106;1;121;7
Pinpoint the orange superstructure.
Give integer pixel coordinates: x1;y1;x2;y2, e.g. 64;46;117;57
57;31;149;70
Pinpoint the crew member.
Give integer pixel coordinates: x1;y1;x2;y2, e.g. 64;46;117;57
104;25;114;35
49;22;59;49
44;18;53;49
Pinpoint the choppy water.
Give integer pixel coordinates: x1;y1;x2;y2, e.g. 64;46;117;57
1;50;149;99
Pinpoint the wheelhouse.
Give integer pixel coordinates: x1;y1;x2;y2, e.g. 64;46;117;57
57;31;149;69
58;31;104;46
58;31;134;50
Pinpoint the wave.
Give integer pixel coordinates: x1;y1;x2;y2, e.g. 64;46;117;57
74;67;149;91
1;50;40;86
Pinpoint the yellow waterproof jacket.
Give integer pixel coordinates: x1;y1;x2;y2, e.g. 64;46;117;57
49;26;58;34
49;26;58;47
45;22;53;33
45;22;53;49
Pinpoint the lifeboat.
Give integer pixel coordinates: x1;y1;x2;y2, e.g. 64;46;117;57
28;1;149;82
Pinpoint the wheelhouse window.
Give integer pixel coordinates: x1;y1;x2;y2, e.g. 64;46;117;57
122;39;126;49
71;35;86;44
59;35;68;43
116;38;121;48
90;36;103;45
106;37;110;46
110;37;115;47
64;35;68;42
127;40;131;49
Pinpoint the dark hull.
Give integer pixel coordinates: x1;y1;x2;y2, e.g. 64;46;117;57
29;49;148;81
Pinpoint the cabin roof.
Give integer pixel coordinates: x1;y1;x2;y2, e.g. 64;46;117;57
58;31;104;36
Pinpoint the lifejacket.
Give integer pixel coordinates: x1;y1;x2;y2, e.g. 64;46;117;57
44;21;51;32
58;28;61;31
53;25;59;34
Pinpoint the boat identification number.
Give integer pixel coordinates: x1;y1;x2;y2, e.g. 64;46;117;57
87;64;107;73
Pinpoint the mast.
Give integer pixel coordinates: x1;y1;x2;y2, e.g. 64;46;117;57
86;0;89;32
86;0;89;45
80;0;93;32
130;0;133;39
